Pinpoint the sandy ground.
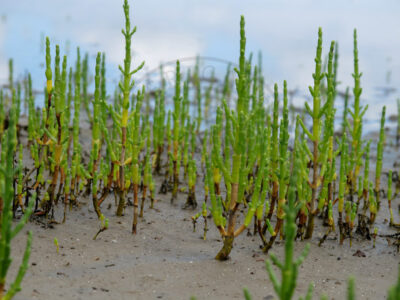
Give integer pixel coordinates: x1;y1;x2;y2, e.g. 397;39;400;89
4;118;400;300
7;190;398;300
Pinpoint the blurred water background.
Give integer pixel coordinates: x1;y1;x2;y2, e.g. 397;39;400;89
1;0;400;132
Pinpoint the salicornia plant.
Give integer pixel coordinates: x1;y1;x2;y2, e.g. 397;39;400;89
114;0;144;220
346;29;368;204
0;102;34;299
264;138;312;300
300;28;332;239
90;53;103;218
45;46;69;216
298;28;326;239
205;16;270;260
375;106;386;210
171;61;182;204
262;81;289;253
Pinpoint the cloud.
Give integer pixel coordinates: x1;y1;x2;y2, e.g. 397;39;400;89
72;28;204;70
1;0;400;106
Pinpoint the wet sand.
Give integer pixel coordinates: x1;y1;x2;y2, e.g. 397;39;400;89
6;120;400;300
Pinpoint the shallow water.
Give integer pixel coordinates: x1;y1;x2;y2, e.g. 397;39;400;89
1;0;400;132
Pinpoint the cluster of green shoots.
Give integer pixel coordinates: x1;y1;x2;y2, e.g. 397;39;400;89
193;16;392;261
0;86;34;299
242;145;400;300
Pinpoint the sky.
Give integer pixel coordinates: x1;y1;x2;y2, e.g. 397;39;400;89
1;0;400;126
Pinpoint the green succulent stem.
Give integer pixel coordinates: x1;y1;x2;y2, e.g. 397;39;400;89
301;28;325;240
265;135;311;300
91;53;103;218
116;0;144;217
171;61;182;204
0;103;33;299
375;106;386;210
